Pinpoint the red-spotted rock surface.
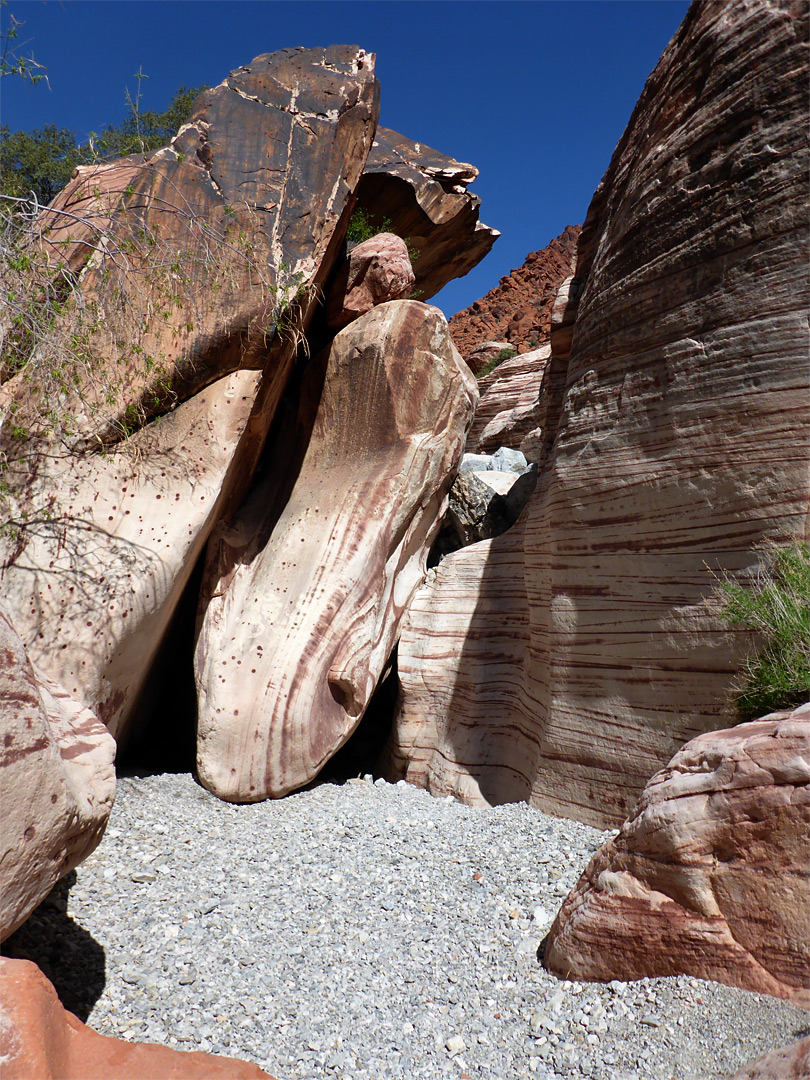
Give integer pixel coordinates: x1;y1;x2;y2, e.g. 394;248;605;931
326;232;415;329
354;126;498;300
728;1037;810;1079
195;300;477;801
0;46;380;742
384;0;810;826
0;604;115;941
544;707;810;1006
0;958;274;1079
448;225;579;361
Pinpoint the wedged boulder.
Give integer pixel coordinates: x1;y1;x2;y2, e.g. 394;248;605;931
326;231;415;329
462;341;512;377
0;957;273;1079
195;300;477;801
466;343;552;457
384;0;810;826
0;46;380;740
354;126;499;299
0;604;115;941
0;371;261;738
544;706;810;1007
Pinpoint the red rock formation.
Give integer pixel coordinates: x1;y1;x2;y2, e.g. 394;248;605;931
0;958;273;1079
196;300;477;801
544;706;810;1007
326;232;415;329
448;225;580;363
385;0;810;826
0;604;115;941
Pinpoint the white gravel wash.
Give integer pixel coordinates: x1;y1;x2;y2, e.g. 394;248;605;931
10;773;809;1079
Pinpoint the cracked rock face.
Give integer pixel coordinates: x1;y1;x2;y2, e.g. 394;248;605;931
544;705;810;1007
195;300;477;802
0;46;380;740
0;604;115;942
384;0;810;827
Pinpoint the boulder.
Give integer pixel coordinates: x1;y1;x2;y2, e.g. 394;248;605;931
462;341;512;377
727;1037;810;1079
326;232;415;329
354;126;499;299
0;46;380;741
466;344;552;458
448;225;580;356
544;706;810;1007
0;604;115;941
0;957;273;1079
195;300;477;801
384;0;810;826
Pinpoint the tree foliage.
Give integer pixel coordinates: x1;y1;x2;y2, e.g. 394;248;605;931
0;83;208;204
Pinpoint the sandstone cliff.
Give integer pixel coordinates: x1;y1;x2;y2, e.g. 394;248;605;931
386;0;810;827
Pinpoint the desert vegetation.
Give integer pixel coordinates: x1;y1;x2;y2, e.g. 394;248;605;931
715;541;810;721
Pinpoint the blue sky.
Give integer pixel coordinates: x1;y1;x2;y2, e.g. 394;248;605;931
2;1;691;316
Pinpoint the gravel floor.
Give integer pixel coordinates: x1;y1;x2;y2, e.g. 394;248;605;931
6;773;808;1079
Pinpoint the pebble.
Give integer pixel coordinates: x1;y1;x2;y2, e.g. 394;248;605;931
7;773;808;1080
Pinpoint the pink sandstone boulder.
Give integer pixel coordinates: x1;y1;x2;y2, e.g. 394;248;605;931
0;603;115;941
327;232;415;328
544;706;810;1007
0;958;274;1079
727;1037;810;1079
384;0;810;827
195;300;477;801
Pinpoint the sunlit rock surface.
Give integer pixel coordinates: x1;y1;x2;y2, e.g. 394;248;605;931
196;300;477;801
385;0;810;826
0;604;115;941
545;706;810;1007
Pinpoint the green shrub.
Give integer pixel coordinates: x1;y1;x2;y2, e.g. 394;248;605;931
345;207;419;266
476;346;517;380
716;540;810;721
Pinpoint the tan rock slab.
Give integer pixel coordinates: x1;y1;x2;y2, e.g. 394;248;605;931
0;603;115;941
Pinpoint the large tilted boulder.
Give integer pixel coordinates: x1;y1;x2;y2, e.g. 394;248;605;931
0;46;380;740
0;604;115;941
355;126;499;300
465;343;552;458
0;958;273;1079
195;300;476;801
544;706;810;1007
384;0;810;826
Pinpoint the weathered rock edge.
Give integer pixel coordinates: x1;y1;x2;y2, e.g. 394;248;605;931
0;957;274;1079
544;706;810;1008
